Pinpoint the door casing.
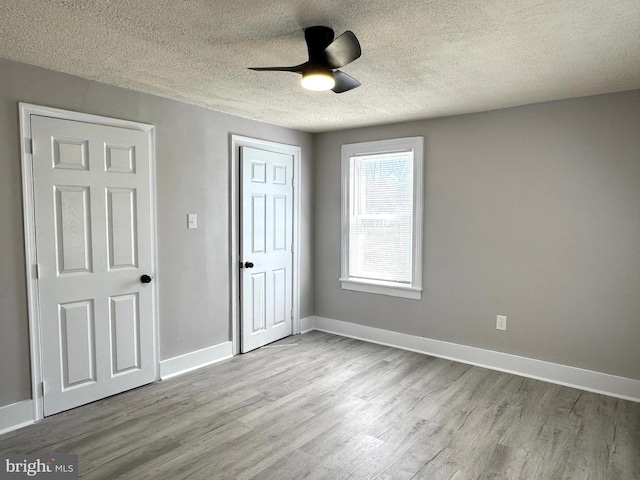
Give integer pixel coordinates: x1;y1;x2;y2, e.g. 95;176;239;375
230;135;301;355
19;103;160;421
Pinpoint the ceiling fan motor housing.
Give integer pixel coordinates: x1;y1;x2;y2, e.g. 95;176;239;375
305;26;335;60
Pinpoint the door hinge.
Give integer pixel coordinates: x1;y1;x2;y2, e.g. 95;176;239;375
40;381;45;396
35;264;40;279
291;309;294;320
291;243;294;253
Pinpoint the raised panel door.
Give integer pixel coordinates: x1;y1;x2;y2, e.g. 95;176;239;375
31;115;156;416
240;146;293;352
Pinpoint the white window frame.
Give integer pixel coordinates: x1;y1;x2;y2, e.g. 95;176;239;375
340;136;424;300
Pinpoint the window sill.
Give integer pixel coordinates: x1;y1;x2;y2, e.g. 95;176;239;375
339;278;422;300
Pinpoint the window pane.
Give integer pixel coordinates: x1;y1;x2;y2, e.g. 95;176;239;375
348;152;413;283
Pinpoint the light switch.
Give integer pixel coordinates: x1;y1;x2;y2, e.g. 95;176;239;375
187;213;197;229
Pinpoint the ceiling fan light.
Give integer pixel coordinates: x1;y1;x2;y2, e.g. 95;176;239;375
301;71;335;91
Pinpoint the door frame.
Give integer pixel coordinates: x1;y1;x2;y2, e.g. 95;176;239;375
19;103;160;421
230;135;301;355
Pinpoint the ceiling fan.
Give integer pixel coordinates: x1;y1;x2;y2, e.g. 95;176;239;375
249;26;362;93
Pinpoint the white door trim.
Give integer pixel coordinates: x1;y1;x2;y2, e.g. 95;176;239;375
19;103;160;421
230;135;301;355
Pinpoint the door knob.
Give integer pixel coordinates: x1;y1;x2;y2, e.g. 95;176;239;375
244;262;254;269
140;274;153;284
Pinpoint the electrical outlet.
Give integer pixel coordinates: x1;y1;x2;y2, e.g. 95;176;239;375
496;315;507;331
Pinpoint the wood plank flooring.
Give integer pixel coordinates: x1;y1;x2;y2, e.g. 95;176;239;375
1;331;638;479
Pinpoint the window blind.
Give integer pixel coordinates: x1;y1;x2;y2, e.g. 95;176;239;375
348;151;414;283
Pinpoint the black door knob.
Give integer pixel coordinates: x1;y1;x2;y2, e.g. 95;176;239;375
244;262;254;269
140;274;153;284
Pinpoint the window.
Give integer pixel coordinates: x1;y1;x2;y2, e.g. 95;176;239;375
340;137;424;299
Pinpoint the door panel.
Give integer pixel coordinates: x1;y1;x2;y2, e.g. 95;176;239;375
31;115;156;416
59;300;96;387
105;144;136;173
241;146;293;352
106;188;138;269
273;268;287;326
251;194;266;253
273;195;287;251
54;185;93;274
109;293;141;374
53;138;88;170
251;272;266;333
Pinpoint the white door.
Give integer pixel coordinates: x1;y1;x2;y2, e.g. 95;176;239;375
240;146;294;352
31;115;157;416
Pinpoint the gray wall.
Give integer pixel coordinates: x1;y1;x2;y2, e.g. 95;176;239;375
0;58;314;407
2;56;637;410
314;90;640;381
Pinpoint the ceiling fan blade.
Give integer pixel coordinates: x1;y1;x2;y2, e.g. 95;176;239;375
332;70;361;94
248;63;306;73
322;31;361;69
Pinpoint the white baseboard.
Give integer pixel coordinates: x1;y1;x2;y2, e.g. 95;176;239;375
160;341;233;380
300;316;316;334
0;400;35;435
306;316;640;403
0;342;234;436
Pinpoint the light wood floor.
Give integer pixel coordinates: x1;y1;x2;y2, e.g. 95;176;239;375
1;331;638;479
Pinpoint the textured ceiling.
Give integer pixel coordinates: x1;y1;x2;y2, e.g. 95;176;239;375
1;0;639;132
